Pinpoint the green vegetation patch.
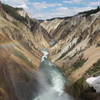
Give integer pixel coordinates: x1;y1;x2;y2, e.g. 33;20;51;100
2;3;27;22
58;44;76;60
70;77;89;98
86;59;100;76
72;58;87;69
79;6;100;17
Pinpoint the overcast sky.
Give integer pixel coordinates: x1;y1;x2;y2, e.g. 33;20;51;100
1;0;100;19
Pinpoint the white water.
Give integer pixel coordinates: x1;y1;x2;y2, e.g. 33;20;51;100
41;49;49;62
33;49;74;100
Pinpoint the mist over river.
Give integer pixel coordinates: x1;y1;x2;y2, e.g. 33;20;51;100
33;49;74;100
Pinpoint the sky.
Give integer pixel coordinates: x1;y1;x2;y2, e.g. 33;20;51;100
1;0;100;19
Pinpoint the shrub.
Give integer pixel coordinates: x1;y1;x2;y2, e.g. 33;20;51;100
73;58;87;69
86;59;100;76
79;6;100;17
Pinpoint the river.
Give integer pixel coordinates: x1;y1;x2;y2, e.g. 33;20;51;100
33;49;74;100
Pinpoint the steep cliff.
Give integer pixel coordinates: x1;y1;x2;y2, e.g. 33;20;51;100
0;3;50;100
41;18;63;37
48;8;100;80
46;7;100;100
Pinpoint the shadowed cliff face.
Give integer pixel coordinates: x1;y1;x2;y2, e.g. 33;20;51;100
0;30;41;100
0;47;40;100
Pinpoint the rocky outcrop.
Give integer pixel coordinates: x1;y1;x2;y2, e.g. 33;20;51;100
16;8;27;18
86;76;100;93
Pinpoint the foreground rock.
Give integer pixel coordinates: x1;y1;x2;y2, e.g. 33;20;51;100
86;76;100;93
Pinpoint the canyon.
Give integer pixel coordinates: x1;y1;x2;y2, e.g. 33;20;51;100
0;2;100;100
